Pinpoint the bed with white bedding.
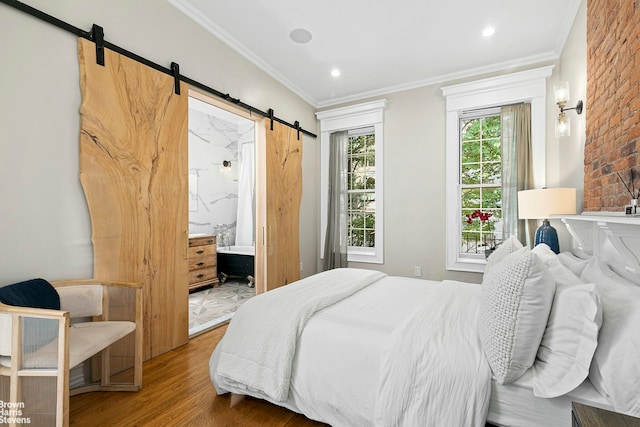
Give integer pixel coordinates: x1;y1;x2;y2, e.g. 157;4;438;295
210;214;640;426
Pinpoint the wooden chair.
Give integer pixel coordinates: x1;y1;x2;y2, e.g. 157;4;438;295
0;279;143;427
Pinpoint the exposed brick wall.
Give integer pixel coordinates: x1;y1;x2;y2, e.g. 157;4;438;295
585;0;640;211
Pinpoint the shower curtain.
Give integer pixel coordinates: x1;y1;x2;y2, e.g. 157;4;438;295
236;142;255;246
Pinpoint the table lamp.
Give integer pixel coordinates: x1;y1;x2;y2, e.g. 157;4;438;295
517;188;577;253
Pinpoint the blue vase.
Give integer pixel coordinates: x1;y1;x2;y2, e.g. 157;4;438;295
534;219;559;254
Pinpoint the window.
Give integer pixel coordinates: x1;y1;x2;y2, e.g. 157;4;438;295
347;128;376;248
317;100;386;264
459;111;502;255
442;67;552;272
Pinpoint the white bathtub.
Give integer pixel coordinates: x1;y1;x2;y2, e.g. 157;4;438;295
217;245;255;256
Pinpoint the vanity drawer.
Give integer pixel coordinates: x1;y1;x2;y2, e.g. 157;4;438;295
189;235;216;247
188;244;216;259
188;267;217;284
188;253;216;271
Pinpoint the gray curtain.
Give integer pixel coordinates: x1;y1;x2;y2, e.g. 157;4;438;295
501;103;536;246
323;131;349;270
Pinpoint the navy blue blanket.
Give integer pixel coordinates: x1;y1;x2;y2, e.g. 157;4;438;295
0;278;60;310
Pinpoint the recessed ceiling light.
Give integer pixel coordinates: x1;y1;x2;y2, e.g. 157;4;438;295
482;27;495;37
331;68;341;78
289;28;312;44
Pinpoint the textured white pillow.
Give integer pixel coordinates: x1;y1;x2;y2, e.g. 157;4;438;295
485;235;524;273
581;259;640;416
532;263;602;398
480;247;555;384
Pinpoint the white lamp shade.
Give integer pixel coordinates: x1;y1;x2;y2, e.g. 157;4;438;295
555;113;571;138
518;188;577;219
554;81;570;105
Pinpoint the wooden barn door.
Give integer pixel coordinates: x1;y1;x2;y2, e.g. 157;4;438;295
78;38;188;360
255;120;302;293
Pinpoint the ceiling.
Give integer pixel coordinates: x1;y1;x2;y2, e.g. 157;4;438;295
167;0;582;108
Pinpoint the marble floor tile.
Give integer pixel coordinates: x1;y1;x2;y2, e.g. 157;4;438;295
188;280;255;335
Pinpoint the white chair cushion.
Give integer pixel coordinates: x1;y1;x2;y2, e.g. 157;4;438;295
0;321;135;369
67;321;136;369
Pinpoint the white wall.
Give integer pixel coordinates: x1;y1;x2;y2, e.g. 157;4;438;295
0;0;318;284
0;0;585;286
343;85;483;283
328;3;587;283
550;0;587;198
546;0;587;250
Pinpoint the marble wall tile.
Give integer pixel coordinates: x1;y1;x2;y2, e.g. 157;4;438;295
188;103;254;246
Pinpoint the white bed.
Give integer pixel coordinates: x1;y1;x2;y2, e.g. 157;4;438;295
210;214;640;426
488;370;611;426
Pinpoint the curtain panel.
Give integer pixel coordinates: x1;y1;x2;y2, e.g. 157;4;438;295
501;103;536;246
323;131;349;270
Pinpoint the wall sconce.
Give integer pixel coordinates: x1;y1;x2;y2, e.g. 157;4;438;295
223;160;231;168
554;81;583;138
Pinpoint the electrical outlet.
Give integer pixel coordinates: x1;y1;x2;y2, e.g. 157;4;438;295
414;266;422;277
300;262;303;272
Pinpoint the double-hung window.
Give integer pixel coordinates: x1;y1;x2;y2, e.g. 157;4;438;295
442;67;552;272
317;100;386;264
347;127;376;249
459;110;502;255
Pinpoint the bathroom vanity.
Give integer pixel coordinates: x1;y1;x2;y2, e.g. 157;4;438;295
188;235;218;291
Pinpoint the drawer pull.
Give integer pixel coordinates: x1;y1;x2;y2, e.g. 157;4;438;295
207;239;214;244
196;262;204;266
196;250;204;254
196;274;204;279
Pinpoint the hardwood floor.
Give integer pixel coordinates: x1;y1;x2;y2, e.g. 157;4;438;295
70;324;327;426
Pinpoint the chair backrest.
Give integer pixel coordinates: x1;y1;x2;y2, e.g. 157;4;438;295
0;285;103;357
0;313;11;356
57;284;103;318
0;311;62;359
0;278;64;358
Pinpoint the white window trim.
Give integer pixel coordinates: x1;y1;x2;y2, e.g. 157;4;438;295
316;99;387;264
441;66;553;273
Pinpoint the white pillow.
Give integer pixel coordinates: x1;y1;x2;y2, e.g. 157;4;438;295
581;259;640;416
479;247;555;384
531;243;560;267
558;251;590;276
532;263;602;398
485;235;523;272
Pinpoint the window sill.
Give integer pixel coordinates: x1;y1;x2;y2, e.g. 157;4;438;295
348;247;383;264
446;255;487;273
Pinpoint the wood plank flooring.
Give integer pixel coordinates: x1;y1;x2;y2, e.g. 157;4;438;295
70;324;327;426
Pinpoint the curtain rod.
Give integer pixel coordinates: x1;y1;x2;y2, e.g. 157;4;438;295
1;0;317;139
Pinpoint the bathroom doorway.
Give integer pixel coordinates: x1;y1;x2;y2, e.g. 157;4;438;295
187;92;257;336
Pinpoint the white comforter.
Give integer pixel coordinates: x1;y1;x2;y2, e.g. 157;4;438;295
211;271;491;426
374;280;491;427
213;268;386;401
